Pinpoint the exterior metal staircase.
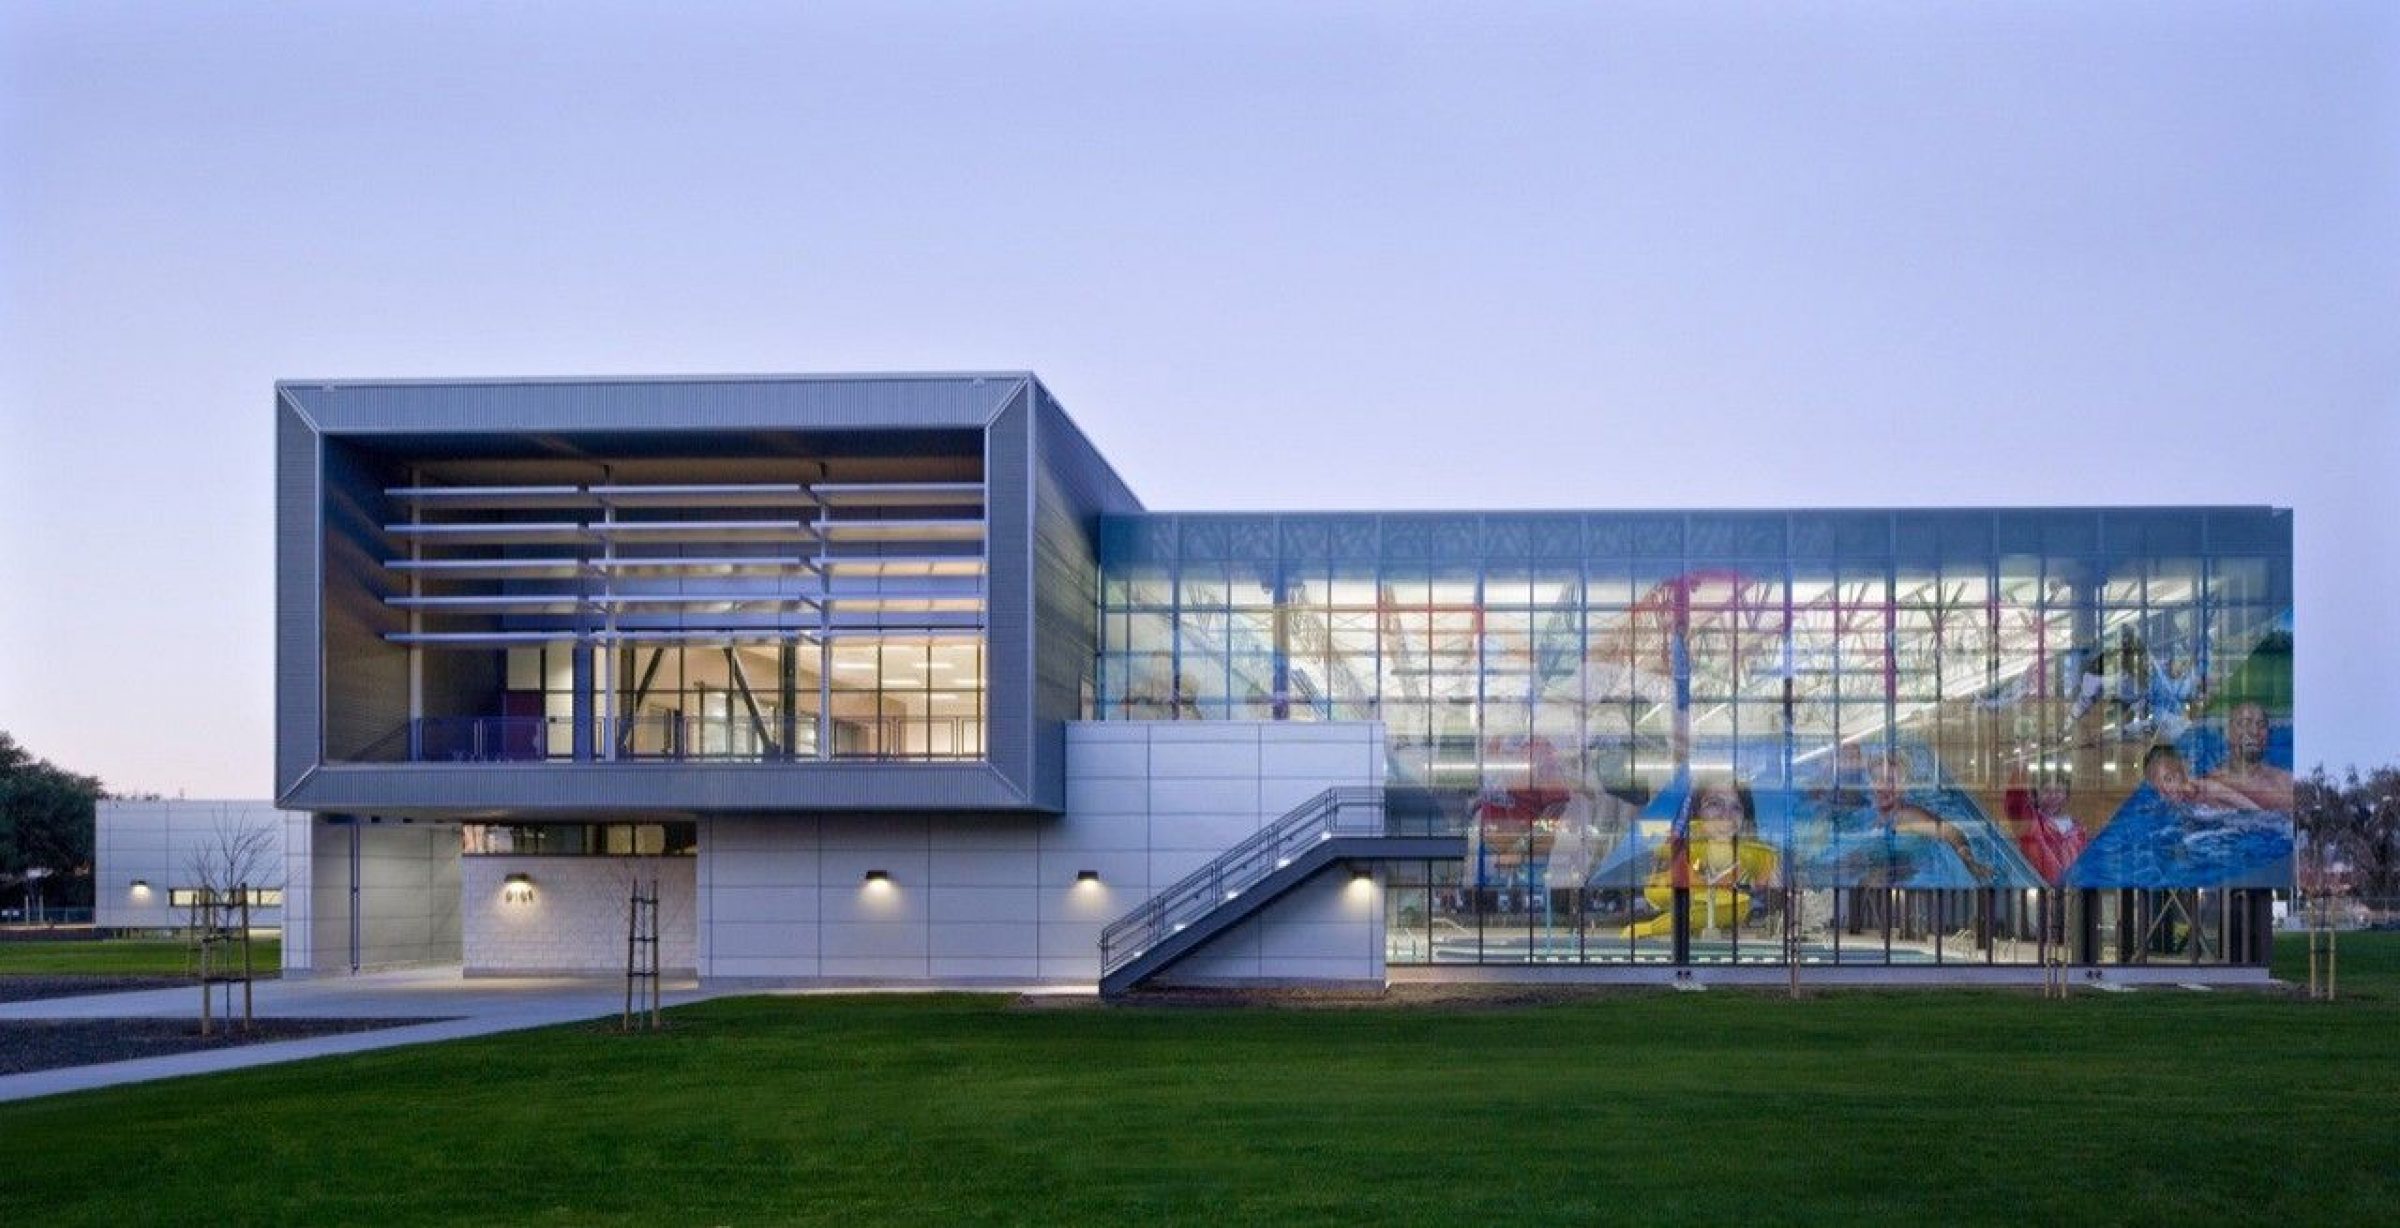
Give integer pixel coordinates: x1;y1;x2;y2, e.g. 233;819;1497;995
1098;787;1465;997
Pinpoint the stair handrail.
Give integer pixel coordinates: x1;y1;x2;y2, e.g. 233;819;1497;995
1099;785;1393;976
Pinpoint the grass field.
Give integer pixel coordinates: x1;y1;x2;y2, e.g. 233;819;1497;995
0;937;281;976
2;935;2393;1226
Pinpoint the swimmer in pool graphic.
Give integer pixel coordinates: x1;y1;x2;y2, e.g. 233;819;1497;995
2142;743;2258;815
2204;701;2294;813
1625;777;1779;941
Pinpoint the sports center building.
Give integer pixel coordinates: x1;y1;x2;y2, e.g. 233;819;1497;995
271;374;2294;991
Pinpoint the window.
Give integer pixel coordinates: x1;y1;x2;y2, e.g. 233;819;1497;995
168;887;283;908
461;822;699;856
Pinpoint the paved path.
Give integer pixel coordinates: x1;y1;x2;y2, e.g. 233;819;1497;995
0;967;721;1104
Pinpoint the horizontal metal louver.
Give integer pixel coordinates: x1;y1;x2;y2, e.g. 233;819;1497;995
381;479;986;647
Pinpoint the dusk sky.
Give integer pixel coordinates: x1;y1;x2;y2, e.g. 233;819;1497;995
3;2;2394;797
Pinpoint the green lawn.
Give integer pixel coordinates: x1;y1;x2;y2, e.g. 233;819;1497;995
0;937;281;976
3;935;2393;1226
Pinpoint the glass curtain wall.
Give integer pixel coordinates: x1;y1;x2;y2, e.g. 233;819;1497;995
1100;511;2293;968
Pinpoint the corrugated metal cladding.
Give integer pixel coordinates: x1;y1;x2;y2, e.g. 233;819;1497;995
280;375;1025;434
981;385;1037;807
274;397;321;801
319;438;409;762
1028;386;1145;811
288;763;1032;816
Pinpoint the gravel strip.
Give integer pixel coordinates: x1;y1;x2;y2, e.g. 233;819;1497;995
0;975;195;1004
0;1018;452;1077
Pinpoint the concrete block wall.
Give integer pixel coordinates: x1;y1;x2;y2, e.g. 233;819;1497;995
461;856;696;976
95;800;288;931
696;721;1384;986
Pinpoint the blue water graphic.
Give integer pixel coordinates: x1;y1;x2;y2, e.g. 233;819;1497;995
2063;785;2291;888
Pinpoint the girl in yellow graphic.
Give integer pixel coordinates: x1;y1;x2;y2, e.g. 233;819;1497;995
1627;778;1780;940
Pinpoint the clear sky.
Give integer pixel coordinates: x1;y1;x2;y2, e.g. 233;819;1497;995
2;2;2394;796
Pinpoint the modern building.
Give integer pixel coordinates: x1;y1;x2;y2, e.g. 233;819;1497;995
274;374;2295;990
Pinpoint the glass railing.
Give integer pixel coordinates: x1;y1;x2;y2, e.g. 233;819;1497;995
379;716;565;763
349;715;984;764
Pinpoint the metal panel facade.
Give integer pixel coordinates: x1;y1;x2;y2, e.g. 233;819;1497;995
980;384;1037;806
282;374;1021;436
1028;386;1144;810
274;394;322;797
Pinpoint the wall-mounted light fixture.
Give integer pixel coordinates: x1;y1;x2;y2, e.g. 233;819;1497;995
1350;865;1375;884
502;872;535;903
863;869;891;886
1075;870;1102;886
130;879;150;894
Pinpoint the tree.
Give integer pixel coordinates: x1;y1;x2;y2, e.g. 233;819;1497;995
2348;765;2400;905
2294;763;2400;916
183;815;282;908
2294;767;2352;899
0;731;107;912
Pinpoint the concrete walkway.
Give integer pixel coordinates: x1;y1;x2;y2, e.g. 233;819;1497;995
0;967;721;1104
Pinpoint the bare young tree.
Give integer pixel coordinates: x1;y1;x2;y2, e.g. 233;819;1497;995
182;815;280;1032
608;853;679;1031
183;816;281;908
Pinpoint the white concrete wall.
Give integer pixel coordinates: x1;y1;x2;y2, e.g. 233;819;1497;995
1083;720;1388;986
281;811;315;970
698;813;1088;984
291;817;461;973
95;800;288;930
1156;867;1385;988
272;721;1385;986
461;855;696;975
696;721;1385;986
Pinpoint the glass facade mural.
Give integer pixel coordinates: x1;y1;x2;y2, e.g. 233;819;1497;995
1099;509;2292;968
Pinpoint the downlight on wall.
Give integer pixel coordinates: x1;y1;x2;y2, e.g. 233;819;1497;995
502;873;535;904
1347;865;1376;900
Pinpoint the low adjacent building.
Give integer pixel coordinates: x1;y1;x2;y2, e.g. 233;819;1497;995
94;799;294;932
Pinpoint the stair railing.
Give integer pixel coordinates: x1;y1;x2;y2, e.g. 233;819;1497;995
1099;786;1398;978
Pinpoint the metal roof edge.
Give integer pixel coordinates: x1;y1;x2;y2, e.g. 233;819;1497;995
1023;376;1146;511
276;386;322;431
977;374;1036;426
1115;504;2291;517
272;371;1039;391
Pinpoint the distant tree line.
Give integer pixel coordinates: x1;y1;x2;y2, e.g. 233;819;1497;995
0;731;106;912
2296;764;2400;906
